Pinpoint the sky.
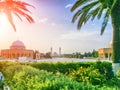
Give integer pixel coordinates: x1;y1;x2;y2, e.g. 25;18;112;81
0;0;112;54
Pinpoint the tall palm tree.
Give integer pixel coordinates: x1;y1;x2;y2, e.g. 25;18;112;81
0;0;34;31
71;0;120;74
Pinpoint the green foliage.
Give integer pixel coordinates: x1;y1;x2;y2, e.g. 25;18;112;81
92;50;98;58
117;68;120;77
93;61;114;79
67;61;115;86
2;64;39;80
29;62;92;74
27;62;92;78
69;66;106;85
63;51;98;58
29;61;114;80
0;62;18;71
2;65;103;90
0;61;114;80
71;0;116;34
0;62;119;89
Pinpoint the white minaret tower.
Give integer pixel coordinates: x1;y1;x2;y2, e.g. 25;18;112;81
59;47;61;57
50;47;52;56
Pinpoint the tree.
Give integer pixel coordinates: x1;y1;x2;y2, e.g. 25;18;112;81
71;0;120;75
92;50;98;58
44;52;52;58
0;0;34;31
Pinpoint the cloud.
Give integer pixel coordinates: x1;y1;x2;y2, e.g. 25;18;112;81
60;31;98;40
51;22;56;26
59;30;112;53
65;4;73;8
38;18;48;24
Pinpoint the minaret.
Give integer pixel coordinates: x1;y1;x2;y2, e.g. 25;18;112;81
59;47;61;57
50;47;52;55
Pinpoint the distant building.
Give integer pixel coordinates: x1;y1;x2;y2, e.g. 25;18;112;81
1;40;34;59
52;52;58;57
59;47;61;57
98;42;112;59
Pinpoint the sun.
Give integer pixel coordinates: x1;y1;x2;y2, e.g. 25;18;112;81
0;14;9;26
0;13;12;36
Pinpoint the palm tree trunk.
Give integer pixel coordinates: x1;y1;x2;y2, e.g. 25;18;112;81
111;9;120;75
111;9;120;63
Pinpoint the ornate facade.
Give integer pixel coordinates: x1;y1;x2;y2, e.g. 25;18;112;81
98;43;112;59
1;40;34;59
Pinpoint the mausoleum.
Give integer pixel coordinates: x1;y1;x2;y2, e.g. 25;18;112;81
1;40;34;59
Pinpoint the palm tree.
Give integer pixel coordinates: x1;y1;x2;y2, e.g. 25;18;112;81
0;0;34;31
71;0;120;75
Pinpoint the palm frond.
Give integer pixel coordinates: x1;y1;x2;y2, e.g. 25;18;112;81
71;0;89;12
14;8;34;23
97;6;104;19
101;9;110;35
14;1;33;13
81;7;100;25
85;6;100;22
0;0;35;31
71;0;116;35
72;10;82;23
17;1;35;8
77;10;90;29
81;1;99;12
90;6;100;20
25;14;34;23
100;0;117;34
77;11;88;29
17;5;32;14
77;6;100;29
13;11;23;21
110;0;117;12
74;1;99;29
5;10;16;31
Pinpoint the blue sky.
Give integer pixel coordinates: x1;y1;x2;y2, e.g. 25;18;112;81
0;0;112;54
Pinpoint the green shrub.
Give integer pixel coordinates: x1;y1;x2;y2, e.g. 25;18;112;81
1;65;106;90
0;62;118;90
28;62;93;74
0;61;114;81
117;68;120;77
29;62;114;79
0;62;19;71
93;61;114;79
2;64;25;80
0;61;114;80
69;66;107;85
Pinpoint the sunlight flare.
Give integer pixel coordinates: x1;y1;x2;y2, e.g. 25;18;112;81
0;14;9;26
